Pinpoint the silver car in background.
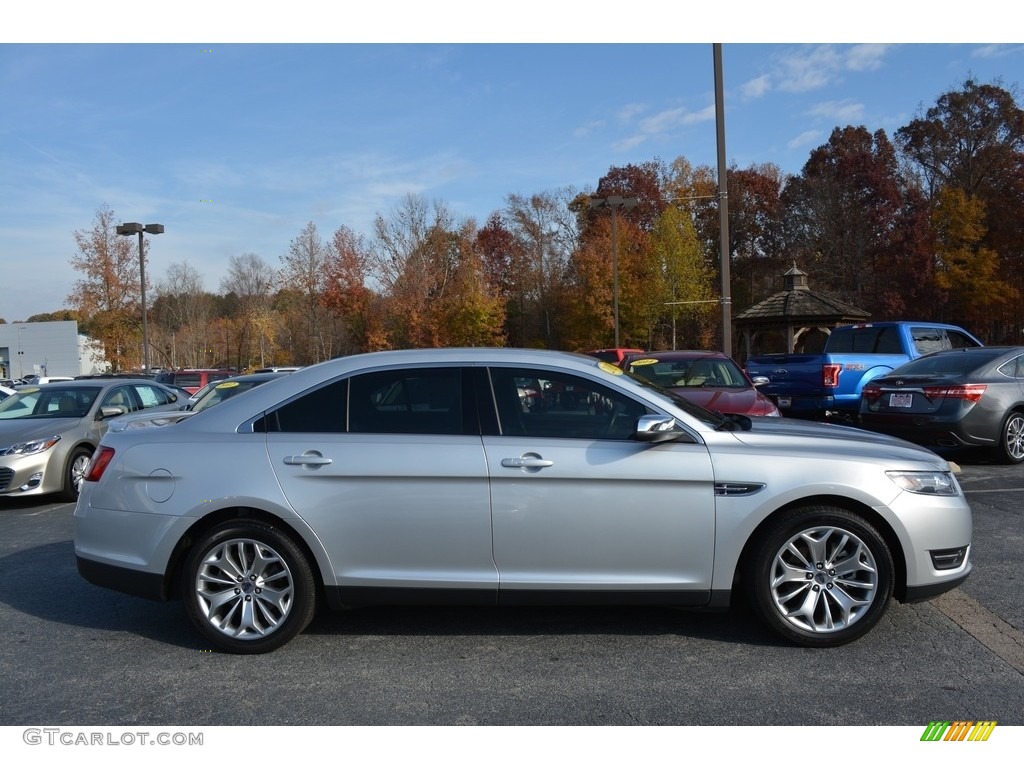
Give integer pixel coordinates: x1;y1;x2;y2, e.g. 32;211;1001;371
0;379;182;501
74;348;972;653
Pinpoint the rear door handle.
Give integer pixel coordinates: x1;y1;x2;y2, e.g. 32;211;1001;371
283;452;333;467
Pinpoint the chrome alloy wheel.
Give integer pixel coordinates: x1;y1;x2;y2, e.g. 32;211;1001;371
70;452;91;494
1002;412;1024;463
768;525;879;634
193;538;295;639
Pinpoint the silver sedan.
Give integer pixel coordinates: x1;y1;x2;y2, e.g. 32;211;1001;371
0;378;182;501
74;348;972;653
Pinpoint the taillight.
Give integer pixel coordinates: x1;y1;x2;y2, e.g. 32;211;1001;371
85;446;116;482
823;363;842;388
922;384;987;403
862;383;882;402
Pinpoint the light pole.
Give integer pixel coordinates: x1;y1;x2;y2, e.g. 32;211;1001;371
116;222;164;371
589;195;638;347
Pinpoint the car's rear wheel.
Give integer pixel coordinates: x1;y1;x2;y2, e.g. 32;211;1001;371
746;506;894;647
182;520;316;654
994;411;1024;464
58;448;93;503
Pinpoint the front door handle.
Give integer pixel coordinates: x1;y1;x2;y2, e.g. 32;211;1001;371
501;456;554;469
283;451;333;467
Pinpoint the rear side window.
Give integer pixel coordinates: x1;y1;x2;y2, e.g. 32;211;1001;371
262;367;470;435
911;327;949;355
349;368;464;435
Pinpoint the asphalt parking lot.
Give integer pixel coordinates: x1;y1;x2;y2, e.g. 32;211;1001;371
0;450;1021;727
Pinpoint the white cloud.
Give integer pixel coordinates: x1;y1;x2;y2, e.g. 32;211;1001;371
573;119;605;138
807;98;865;123
616;102;647;122
844;44;891;71
787;130;823;151
741;74;771;99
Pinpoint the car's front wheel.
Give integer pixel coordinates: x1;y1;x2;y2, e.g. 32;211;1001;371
995;411;1024;464
58;448;93;503
746;506;894;647
182;520;316;654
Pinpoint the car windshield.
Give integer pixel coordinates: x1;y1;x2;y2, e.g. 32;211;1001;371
0;387;100;419
627;356;748;389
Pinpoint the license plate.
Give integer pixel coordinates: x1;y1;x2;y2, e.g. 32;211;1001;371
889;393;913;408
778;397;791;408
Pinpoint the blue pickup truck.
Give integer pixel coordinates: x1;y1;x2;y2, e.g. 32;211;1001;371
744;322;983;421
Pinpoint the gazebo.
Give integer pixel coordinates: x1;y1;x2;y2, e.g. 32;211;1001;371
734;266;870;361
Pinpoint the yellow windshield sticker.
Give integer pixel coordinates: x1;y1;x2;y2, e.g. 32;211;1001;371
629;358;659;367
597;361;623;375
215;381;240;389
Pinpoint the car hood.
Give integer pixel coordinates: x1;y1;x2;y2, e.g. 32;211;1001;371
729;416;948;465
0;416;83;445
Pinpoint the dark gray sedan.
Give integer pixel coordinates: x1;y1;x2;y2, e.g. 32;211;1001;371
859;346;1024;463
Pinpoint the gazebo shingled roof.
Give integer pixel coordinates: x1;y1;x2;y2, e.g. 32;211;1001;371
734;266;870;358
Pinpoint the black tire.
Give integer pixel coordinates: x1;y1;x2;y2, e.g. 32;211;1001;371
994;411;1024;465
58;448;93;503
181;520;316;654
745;506;894;647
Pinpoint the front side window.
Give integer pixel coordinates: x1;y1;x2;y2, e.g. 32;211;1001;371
488;367;647;440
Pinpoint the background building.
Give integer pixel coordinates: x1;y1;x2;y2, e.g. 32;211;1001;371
0;321;108;380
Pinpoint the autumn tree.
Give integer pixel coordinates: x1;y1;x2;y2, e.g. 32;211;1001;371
371;195;464;347
67;205;144;371
651;206;716;349
931;187;1015;333
279;221;332;363
476;213;531;346
220;253;277;369
896;79;1024;337
321;225;386;353
781;126;914;316
152;261;216;368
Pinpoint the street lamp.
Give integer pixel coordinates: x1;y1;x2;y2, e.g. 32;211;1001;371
116;222;164;371
589;195;638;347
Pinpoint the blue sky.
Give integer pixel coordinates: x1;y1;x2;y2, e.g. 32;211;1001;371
2;4;1023;323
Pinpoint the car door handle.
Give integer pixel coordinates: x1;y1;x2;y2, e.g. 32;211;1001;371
283;452;333;466
501;457;554;468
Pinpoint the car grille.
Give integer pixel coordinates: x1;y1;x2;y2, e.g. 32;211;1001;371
0;467;13;492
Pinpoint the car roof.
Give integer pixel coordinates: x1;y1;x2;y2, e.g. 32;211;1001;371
168;347;640;430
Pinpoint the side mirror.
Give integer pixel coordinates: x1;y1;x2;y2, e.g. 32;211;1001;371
751;376;769;387
99;405;126;420
635;414;688;443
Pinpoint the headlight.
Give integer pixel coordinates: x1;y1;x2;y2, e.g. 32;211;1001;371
886;470;958;496
0;436;61;457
